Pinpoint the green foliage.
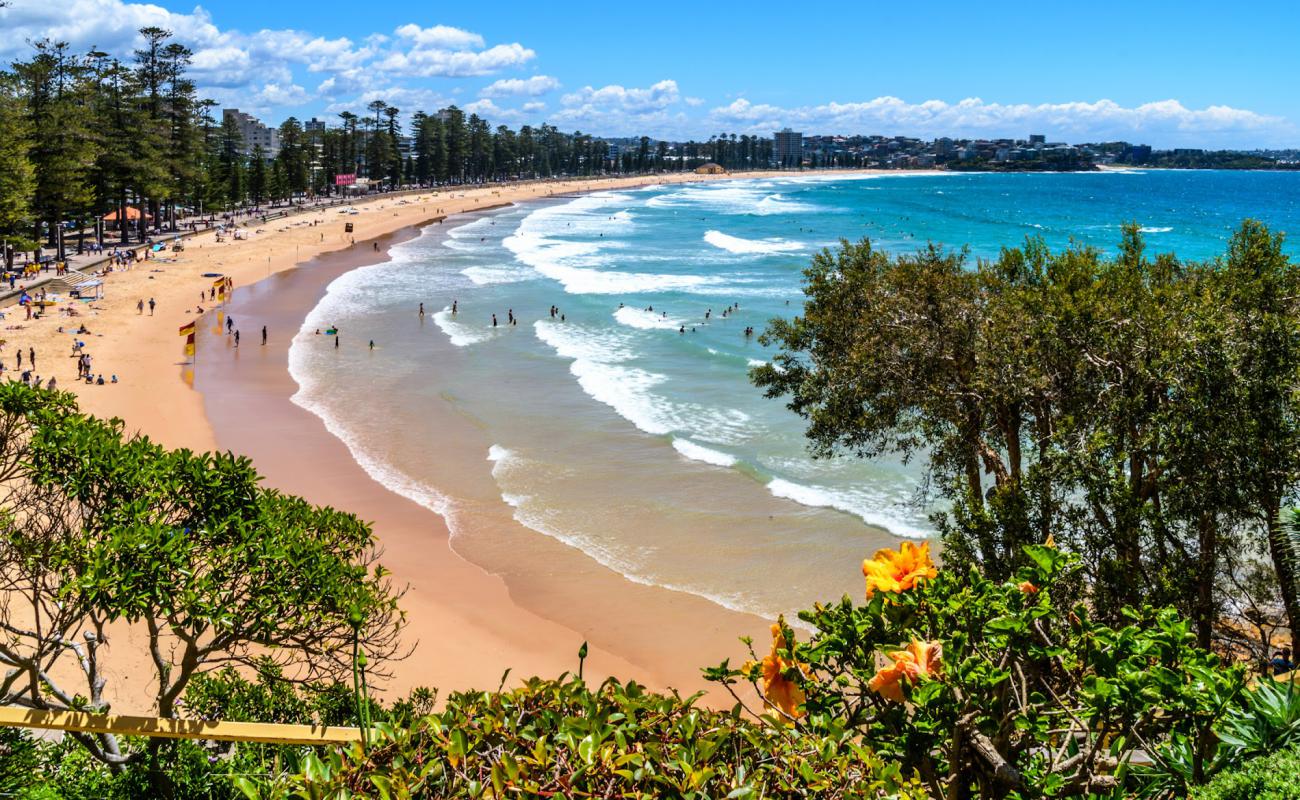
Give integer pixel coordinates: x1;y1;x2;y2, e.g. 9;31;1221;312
0;382;401;774
711;545;1243;797
240;675;925;799
755;223;1300;650
1216;679;1300;763
1189;746;1300;800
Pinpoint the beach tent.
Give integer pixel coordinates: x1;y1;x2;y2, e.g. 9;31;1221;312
101;207;152;222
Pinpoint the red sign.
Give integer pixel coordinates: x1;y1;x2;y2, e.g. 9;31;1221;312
335;173;357;186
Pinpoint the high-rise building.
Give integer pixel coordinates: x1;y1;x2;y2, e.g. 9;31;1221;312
223;109;280;158
774;128;803;168
1029;134;1046;146
304;117;327;133
769;128;800;167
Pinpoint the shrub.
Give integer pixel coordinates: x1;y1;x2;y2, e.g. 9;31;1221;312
237;676;926;799
708;542;1245;797
1189;746;1300;800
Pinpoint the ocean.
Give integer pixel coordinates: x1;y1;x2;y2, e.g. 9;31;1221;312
286;170;1300;621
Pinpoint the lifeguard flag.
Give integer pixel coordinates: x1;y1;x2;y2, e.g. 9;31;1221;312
184;333;195;357
179;321;196;337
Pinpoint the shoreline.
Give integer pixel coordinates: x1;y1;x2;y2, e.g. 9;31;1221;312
9;169;886;710
191;209;769;701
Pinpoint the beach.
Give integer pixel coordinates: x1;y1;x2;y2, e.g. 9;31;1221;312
7;170;842;710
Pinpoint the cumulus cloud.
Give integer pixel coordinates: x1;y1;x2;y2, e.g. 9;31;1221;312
561;79;680;113
379;42;534;78
0;0;536;121
480;75;560;98
393;23;484;50
551;79;688;136
708;96;1294;148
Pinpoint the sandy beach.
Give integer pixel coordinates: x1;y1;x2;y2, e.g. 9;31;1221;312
6;170;885;711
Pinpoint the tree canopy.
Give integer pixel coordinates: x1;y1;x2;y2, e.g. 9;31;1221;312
754;222;1300;653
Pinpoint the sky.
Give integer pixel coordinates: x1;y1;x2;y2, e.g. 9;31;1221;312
3;0;1298;149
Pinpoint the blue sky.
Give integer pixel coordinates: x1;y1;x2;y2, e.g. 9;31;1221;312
4;0;1298;148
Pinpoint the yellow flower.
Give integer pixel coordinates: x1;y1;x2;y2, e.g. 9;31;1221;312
868;640;942;703
744;618;807;719
863;541;938;598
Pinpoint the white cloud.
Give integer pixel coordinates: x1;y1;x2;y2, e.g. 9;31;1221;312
561;79;680;113
481;75;560;98
0;0;536;121
521;101;546;113
684;96;706;107
553;79;687;136
379;42;534;78
393;23;484;50
708;96;1294;148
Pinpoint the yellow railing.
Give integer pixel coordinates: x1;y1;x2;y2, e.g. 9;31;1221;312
0;706;361;745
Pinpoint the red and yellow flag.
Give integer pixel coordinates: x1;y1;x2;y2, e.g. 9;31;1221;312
184;333;195;357
179;321;196;337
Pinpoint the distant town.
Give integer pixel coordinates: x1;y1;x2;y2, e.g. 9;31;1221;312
225;109;1300;176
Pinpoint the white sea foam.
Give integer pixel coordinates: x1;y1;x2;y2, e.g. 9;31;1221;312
460;264;533;285
487;443;760;617
703;230;803;255
432;307;492;347
287;264;460;533
671;437;737;467
747;358;768;368
755;193;817;215
613;307;683;330
1139;226;1173;233
505;197;719;294
534;319;752;442
766;478;929;539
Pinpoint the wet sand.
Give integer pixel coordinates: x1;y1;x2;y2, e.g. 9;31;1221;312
194;218;769;699
5;170;888;710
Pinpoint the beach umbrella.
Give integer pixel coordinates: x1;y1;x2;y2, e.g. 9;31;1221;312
101;207;152;222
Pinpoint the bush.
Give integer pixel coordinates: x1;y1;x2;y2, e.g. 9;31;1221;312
1189;746;1300;800
238;676;925;799
709;542;1243;797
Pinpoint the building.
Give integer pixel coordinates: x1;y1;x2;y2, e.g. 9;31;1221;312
223;109;280;158
304;117;327;133
1029;134;1046;146
774;128;803;168
694;162;726;175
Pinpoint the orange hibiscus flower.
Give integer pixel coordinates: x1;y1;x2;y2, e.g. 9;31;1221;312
863;541;938;599
745;619;807;719
1018;581;1039;594
868;640;942;703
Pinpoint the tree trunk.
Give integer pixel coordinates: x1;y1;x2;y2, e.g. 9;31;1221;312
1265;511;1300;645
1195;512;1218;649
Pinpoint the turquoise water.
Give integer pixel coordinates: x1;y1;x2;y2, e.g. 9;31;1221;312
288;170;1300;619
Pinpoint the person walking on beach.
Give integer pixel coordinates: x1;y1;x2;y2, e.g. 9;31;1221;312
369;339;374;350
137;299;144;315
262;325;267;345
29;348;35;370
335;334;339;349
234;330;240;347
148;298;156;315
419;302;424;317
227;316;233;335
